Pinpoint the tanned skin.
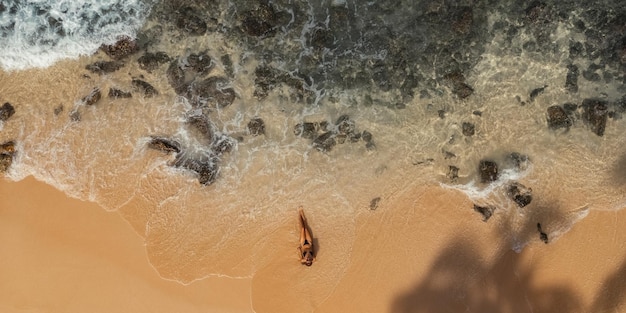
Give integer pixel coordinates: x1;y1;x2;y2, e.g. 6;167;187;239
297;208;315;266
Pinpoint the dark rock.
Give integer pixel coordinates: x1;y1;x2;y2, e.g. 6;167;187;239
365;141;376;150
546;105;572;129
569;41;584;58
453;82;474;99
186;52;213;75
212;136;235;155
0;102;15;121
335;115;356;135
247;117;265;136
462;122;475;136
473;110;482;116
582;98;608;136
132;79;159;97
166;60;188;95
69;110;81;122
54;105;63;115
478;160;498;183
0;140;16;172
186;115;213;141
147;137;180;154
82;88;101;106
437;110;446;119
506;152;530;171
451;7;473;35
537;223;548;243
529;85;547;101
175;7;207;36
447;165;459;182
294;122;319;139
85;61;123;74
473;204;495;222
370;197;381;210
312;131;336;152
563;102;578;113
173;155;219;185
101;36;139;60
137;52;171;72
349;132;362;143
241;3;278;38
108;88;132;99
565;64;579;92
507;182;532;207
188;77;236;108
361;130;373;143
582;68;602;82
221;55;234;77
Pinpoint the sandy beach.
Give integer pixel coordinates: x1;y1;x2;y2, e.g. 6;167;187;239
2;177;625;312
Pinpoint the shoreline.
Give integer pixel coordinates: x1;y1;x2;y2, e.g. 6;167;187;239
2;177;625;312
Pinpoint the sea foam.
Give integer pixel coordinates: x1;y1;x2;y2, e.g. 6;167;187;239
0;0;153;71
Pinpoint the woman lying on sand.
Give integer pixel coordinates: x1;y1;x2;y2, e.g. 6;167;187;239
298;208;315;266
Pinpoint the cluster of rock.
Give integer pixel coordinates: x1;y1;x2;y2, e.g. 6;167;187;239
472;153;533;218
471;153;549;243
293;115;374;152
546;97;625;136
0;102;16;173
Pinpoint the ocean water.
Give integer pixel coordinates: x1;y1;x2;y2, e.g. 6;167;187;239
1;0;625;286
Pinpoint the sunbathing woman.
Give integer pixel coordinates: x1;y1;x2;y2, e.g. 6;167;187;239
298;208;315;266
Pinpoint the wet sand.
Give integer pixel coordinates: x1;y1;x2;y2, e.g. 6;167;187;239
0;177;252;313
2;177;625;312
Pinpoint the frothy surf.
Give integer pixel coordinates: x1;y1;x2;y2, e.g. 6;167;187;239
0;0;153;71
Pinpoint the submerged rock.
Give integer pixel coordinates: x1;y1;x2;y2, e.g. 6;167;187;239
447;165;459;182
507;182;533;207
478;160;499;183
444;71;474;99
546;105;572;129
175;7;207;36
312;131;336;152
582;98;608;136
473;204;495;222
173;155;219;185
294;122;319;139
132;79;159;97
137;52;171;72
186;115;213;141
101;36;139;60
361;130;373;143
240;3;278;38
166;60;188;95
370;197;381;210
506;152;530;171
247;117;265;136
82;88;102;106
188;77;236;108
0;102;15;121
108;88;132;99
529;85;547;102
85;61;123;74
462;122;475;136
335;115;356;136
212;135;236;156
147;137;180;154
0;141;16;172
565;64;579;92
185;52;214;76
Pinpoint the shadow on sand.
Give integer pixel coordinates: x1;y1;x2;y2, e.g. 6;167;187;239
390;236;582;313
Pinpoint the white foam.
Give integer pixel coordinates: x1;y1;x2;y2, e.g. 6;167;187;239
0;0;153;71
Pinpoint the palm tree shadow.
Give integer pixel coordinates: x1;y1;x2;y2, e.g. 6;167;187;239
391;235;582;313
590;254;626;312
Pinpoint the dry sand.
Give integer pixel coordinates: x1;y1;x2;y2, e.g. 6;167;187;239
2;177;626;312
